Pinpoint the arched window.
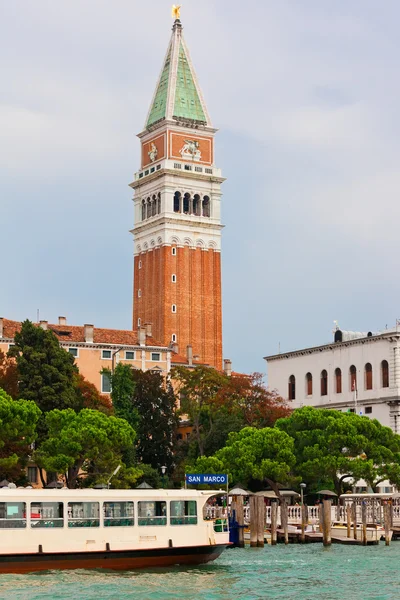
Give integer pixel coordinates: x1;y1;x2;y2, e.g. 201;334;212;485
151;194;157;217
288;375;296;400
306;373;312;396
146;197;152;219
141;200;146;221
321;370;328;396
157;192;161;214
382;360;389;388
183;193;190;214
202;195;210;217
193;194;201;216
350;365;357;392
365;363;373;390
173;191;181;213
335;368;342;394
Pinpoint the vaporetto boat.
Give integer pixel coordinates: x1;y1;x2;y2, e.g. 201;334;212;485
0;488;230;573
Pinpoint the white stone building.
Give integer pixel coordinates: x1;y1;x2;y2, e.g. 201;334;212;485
265;325;400;432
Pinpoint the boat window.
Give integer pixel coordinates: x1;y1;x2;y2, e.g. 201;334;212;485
170;501;197;525
103;502;134;527
138;501;167;526
30;502;64;528
67;502;100;527
0;502;26;528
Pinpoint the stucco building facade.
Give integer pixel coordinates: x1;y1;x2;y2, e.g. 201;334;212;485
265;325;400;432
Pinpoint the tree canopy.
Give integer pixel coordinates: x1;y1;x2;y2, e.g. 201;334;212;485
276;406;400;494
35;408;136;488
0;388;41;481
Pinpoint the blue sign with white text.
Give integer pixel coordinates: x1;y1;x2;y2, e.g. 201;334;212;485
185;474;228;485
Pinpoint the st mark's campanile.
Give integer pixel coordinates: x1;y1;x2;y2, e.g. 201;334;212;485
130;10;224;369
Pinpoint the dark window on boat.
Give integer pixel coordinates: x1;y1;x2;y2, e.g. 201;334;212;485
170;501;197;525
0;502;26;528
67;502;99;527
103;502;134;527
138;501;167;526
30;502;64;528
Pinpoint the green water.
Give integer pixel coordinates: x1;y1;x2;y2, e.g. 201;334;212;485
0;544;399;600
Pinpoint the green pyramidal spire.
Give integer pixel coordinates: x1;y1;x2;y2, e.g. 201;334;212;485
145;20;211;129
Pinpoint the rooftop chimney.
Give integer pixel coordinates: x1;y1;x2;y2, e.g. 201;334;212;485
223;359;232;377
0;318;3;339
84;324;94;344
58;316;67;326
39;320;48;331
138;327;146;347
144;322;152;337
186;345;193;367
170;342;179;354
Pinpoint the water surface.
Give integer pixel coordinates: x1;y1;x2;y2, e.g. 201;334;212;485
0;544;398;600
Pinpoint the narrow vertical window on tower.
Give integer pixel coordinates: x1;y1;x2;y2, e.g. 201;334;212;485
172;247;177;256
152;195;157;217
172;274;176;283
157;192;161;214
183;193;190;214
306;372;312;396
174;191;181;213
321;370;328;396
193;194;200;216
202;195;210;217
365;363;373;390
382;360;389;388
141;200;146;221
172;305;177;313
146;197;152;219
138;261;142;269
288;375;296;400
172;334;177;342
138;290;142;298
137;318;141;326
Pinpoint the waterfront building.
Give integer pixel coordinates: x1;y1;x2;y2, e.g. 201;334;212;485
129;14;225;370
265;324;400;432
0;317;199;394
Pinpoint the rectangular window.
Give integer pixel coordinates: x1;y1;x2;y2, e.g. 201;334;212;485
365;406;372;414
156;164;161;170
125;351;135;360
138;501;166;526
104;502;134;527
67;502;99;527
0;502;26;528
205;168;213;174
194;166;203;173
172;304;177;313
139;172;143;179
174;163;182;169
184;164;192;171
27;466;38;484
150;167;155;173
170;501;197;525
151;353;160;362
30;502;64;528
144;170;149;176
349;408;355;413
102;350;112;360
101;373;112;394
172;274;176;283
68;348;78;358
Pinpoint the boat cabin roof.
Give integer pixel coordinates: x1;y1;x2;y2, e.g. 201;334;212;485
0;488;225;502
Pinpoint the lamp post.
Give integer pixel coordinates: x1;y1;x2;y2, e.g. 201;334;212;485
107;465;121;489
300;482;306;506
161;466;167;489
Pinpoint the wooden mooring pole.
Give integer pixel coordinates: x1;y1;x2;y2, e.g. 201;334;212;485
300;504;307;543
236;495;245;548
346;504;351;538
250;495;257;547
322;500;331;546
384;503;391;546
257;496;265;547
361;502;367;546
271;502;277;546
281;499;289;545
352;502;358;540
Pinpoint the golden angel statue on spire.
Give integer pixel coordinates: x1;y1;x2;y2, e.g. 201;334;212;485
172;4;181;19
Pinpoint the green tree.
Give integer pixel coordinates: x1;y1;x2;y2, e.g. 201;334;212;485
276;406;400;494
193;427;297;496
172;366;228;456
108;363;138;429
0;351;19;399
9;320;79;413
0;388;41;481
35;408;136;488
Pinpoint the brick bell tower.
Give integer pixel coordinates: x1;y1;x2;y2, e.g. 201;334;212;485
129;12;224;369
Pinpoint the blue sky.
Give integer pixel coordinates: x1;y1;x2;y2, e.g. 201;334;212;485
2;0;400;377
